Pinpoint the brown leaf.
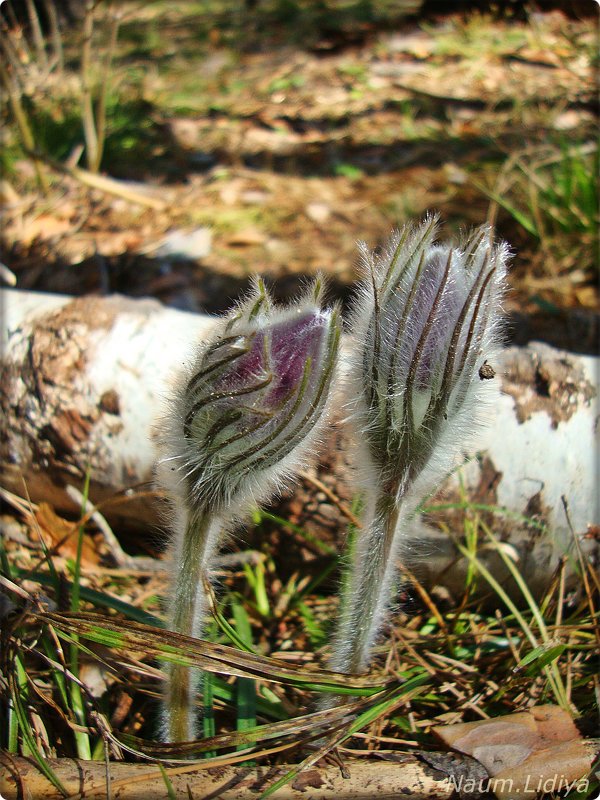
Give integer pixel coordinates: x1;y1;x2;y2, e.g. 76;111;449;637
433;705;593;800
34;502;99;566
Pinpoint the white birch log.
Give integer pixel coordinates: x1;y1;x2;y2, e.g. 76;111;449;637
1;290;597;595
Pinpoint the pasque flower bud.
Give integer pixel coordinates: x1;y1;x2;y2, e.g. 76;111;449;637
177;278;340;513
329;216;509;678
357;214;508;496
157;277;340;742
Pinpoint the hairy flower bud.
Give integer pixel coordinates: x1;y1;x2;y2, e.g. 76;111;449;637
171;278;341;513
354;214;508;499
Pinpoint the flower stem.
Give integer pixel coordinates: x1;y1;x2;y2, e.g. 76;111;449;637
166;510;216;743
331;486;402;676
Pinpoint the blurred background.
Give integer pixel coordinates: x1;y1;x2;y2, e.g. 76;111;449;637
1;0;597;351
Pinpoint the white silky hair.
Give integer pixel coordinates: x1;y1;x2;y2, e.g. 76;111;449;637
328;216;509;678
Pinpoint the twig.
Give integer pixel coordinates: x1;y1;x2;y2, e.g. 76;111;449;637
65;484;159;573
66;162;167;208
32;151;167;208
298;471;363;529
399;562;449;636
0;751;499;800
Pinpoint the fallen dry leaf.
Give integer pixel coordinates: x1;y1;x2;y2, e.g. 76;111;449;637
34;502;99;566
433;705;594;800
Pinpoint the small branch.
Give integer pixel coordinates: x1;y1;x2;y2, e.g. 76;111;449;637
32;151;167;208
298;471;363;529
65;484;158;573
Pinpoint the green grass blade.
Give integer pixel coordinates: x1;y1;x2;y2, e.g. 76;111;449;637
3;541;20;753
480;522;569;708
472;179;539;237
69;473;89;615
202;670;216;755
41;635;69;711
68;471;92;761
157;762;177;800
8;658;69;796
20;569;165;627
232;602;257;763
259;673;430;799
296;601;326;647
422;499;549;533
455;540;567;708
244;560;271;618
518;643;567;676
40;611;389;694
213;593;258;654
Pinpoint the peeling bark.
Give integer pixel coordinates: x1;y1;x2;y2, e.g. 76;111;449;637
501;342;596;427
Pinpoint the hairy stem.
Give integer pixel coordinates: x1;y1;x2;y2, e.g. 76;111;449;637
331;487;402;676
165;510;218;743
